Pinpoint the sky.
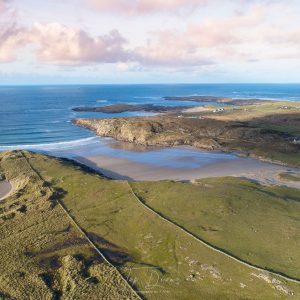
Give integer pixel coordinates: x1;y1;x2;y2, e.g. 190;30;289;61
0;0;300;84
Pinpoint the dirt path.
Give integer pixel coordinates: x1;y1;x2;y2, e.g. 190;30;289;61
127;181;300;284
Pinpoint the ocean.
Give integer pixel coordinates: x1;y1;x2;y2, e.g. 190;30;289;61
1;83;299;148
0;84;299;169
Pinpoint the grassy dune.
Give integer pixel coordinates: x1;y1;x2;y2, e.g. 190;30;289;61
0;151;139;300
1;151;300;299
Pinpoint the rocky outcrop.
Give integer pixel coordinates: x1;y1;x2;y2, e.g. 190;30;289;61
73;115;299;162
74;117;225;150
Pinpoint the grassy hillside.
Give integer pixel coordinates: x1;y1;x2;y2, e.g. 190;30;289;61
0;151;139;300
131;178;300;279
1;151;300;299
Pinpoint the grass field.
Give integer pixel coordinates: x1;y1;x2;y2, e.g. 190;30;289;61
1;151;300;299
196;101;300;166
202;101;300;125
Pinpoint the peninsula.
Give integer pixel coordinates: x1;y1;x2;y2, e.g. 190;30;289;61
74;99;300;166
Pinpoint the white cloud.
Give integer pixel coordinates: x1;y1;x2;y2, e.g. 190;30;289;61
1;0;300;73
0;22;25;62
0;0;10;14
87;0;206;15
30;23;131;65
0;1;26;63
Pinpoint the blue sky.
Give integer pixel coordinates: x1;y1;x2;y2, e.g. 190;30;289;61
1;0;300;84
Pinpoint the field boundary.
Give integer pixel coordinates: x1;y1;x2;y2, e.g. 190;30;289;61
127;181;300;285
20;151;143;300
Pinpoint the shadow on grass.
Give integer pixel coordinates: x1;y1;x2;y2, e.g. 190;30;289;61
87;232;132;265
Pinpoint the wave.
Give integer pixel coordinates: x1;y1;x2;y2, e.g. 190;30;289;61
0;137;99;151
124;102;139;105
25;108;65;113
96;99;108;103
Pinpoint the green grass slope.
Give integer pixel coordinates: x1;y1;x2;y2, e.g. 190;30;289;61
0;151;139;300
131;178;300;280
17;151;300;299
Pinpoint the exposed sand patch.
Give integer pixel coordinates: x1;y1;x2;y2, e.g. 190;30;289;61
0;181;12;200
75;154;299;188
235;170;300;189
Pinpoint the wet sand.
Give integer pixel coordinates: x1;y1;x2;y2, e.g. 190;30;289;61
0;181;12;200
75;154;300;188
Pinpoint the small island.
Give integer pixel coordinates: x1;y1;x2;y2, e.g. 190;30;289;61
72;103;189;113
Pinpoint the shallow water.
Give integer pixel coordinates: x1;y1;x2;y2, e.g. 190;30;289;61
44;137;239;169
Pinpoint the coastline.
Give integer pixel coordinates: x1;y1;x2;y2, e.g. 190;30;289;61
2;92;300;189
73;99;300;168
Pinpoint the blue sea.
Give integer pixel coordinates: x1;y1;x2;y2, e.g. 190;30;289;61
0;84;299;169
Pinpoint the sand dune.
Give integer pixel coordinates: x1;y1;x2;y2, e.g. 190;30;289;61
0;181;12;200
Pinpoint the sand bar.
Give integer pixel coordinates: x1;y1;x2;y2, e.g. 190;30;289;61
0;181;12;200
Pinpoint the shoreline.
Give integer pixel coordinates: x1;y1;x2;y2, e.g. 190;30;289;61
73;99;300;168
74;153;300;188
1;136;299;188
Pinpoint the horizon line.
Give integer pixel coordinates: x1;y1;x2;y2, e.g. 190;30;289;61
0;82;300;87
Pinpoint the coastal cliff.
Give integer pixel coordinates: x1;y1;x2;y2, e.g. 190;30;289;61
73;115;298;160
74;117;223;150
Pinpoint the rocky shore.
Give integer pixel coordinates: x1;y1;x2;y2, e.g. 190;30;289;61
73;117;223;149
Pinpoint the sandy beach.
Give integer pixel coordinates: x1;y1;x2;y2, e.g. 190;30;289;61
0;181;12;200
75;154;300;188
